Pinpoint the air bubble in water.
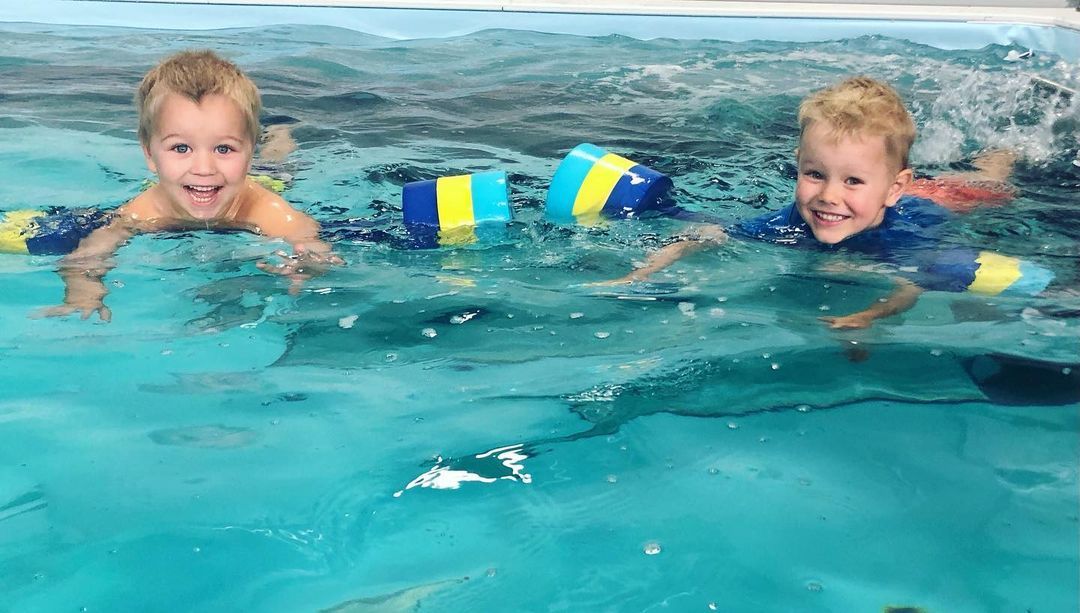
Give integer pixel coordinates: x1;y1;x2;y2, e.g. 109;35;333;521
594;331;611;339
643;542;661;555
930;349;943;357
570;312;584;319
421;328;437;338
606;474;618;484
806;581;823;592
727;422;739;430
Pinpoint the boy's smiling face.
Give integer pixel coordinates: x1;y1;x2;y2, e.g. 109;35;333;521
794;123;912;244
142;93;254;222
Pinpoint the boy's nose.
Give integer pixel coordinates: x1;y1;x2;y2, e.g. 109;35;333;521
191;150;215;174
820;180;843;205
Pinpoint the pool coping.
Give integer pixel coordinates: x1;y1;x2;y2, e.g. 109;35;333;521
70;0;1080;28
4;1;1080;60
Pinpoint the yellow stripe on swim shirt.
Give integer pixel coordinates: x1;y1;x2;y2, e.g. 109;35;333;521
572;153;638;217
435;174;475;229
0;210;41;254
969;251;1022;295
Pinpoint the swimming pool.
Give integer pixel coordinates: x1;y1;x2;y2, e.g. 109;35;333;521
1;2;1078;612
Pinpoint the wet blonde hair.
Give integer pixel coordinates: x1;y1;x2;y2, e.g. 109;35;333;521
798;76;916;171
136;49;261;147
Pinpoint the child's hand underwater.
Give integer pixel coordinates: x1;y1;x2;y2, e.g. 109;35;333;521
820;313;875;330
37;295;111;322
257;244;345;296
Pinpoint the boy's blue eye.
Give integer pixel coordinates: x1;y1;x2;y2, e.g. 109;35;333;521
805;170;823;180
172;144;190;154
845;177;864;185
215;145;233;155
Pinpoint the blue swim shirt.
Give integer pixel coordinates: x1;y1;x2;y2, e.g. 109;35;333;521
728;196;1050;295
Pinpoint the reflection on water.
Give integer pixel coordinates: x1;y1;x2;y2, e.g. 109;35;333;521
394;443;532;496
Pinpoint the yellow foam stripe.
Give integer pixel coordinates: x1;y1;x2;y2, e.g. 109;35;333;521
438;225;478;247
969;251;1022;295
250;174;287;193
0;210;40;254
435;175;475;229
572;153;637;217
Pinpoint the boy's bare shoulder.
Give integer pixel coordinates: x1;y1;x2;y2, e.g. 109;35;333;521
115;188;173;231
238;180;319;238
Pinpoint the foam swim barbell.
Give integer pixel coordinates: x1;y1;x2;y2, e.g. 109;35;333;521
400;143;675;246
544;143;674;223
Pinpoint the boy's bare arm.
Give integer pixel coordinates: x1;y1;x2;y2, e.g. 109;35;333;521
257;124;297;164
248;191;340;256
247;188;343;294
596;224;728;285
969;149;1016;183
39;222;135;322
820;276;924;329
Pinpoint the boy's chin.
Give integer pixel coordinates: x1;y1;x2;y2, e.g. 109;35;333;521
184;206;224;219
809;228;850;245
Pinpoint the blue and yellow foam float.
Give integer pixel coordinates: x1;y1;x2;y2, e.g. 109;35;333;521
402;170;511;247
923;249;1054;296
0;208;113;255
545;143;674;224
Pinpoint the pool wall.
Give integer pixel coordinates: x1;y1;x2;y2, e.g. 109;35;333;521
3;1;1080;60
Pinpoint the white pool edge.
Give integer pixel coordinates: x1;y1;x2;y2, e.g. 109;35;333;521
5;1;1080;60
79;0;1080;28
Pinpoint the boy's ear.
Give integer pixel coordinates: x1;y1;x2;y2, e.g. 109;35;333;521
142;144;157;174
885;168;914;207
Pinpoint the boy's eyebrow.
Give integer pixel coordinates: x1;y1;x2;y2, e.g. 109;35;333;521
156;133;247;143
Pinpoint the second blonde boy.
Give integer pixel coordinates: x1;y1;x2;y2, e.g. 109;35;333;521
42;50;341;321
603;76;1017;329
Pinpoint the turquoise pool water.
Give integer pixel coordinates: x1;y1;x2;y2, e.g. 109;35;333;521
1;21;1078;612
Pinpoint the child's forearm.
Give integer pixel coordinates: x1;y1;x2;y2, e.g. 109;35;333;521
609;225;727;284
258;124;296;164
824;277;923;329
863;278;924;320
625;241;706;282
57;258;111;300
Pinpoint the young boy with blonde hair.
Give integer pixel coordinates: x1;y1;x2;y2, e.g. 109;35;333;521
602;76;1021;329
41;49;340;321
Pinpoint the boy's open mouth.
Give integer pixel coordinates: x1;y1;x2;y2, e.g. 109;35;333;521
185;185;222;206
812;210;849;223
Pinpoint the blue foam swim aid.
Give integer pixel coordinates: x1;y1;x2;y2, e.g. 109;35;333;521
545;143;674;223
965;251;1054;295
923;249;1054;296
0;208;112;255
402;170;511;246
